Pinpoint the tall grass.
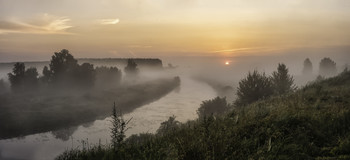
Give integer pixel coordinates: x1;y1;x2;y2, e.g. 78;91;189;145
57;70;350;160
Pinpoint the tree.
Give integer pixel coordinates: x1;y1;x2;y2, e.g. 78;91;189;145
43;49;96;88
8;62;25;91
235;70;273;106
124;59;139;76
24;67;39;88
47;49;78;83
156;115;180;136
74;63;95;87
95;66;122;88
8;63;39;92
302;58;313;75
41;66;51;83
319;57;337;77
271;63;296;95
110;102;132;151
197;97;230;118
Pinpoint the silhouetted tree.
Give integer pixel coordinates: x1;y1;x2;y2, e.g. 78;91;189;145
271;63;296;95
303;58;313;75
319;57;337;77
43;49;96;88
24;67;39;88
75;63;95;87
235;70;273;106
47;49;78;84
41;66;51;83
343;64;349;72
157;115;179;136
8;62;25;91
197;97;230;118
124;59;139;76
110;102;131;152
8;63;39;92
95;66;122;88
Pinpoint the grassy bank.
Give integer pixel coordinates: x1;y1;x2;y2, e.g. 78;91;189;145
0;77;180;139
57;70;350;159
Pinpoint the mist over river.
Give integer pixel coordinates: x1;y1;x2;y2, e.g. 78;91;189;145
0;76;217;160
1;54;349;160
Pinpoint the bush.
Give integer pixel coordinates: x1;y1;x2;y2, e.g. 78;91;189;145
235;70;273;106
271;63;296;95
197;97;230;118
319;57;337;77
110;103;131;151
156;115;180;136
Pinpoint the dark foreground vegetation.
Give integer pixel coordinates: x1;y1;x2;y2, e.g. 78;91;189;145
57;67;350;159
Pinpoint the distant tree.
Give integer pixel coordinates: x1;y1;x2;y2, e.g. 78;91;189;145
319;57;337;77
197;97;230;118
95;66;122;88
271;63;296;95
8;63;26;91
303;58;313;75
341;63;349;74
47;49;78;83
124;59;139;76
43;49;96;88
235;70;273;106
343;64;349;73
41;66;51;83
110;102;131;152
8;63;39;92
157;115;180;136
24;67;39;88
75;63;95;87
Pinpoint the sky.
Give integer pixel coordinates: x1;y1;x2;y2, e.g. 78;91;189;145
0;0;350;62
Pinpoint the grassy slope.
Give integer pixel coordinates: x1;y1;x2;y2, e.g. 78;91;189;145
57;71;350;160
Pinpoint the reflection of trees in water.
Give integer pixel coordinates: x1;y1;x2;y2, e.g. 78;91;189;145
51;126;78;141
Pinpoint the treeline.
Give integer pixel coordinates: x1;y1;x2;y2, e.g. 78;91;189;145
79;58;163;69
6;49;140;92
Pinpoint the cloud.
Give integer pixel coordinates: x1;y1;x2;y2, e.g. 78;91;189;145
0;14;73;34
99;18;120;25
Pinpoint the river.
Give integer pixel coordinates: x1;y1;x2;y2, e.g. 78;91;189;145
0;76;217;160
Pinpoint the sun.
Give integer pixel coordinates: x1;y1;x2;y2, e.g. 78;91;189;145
225;61;230;65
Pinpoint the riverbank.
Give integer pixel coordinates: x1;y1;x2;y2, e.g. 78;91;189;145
0;77;180;139
57;70;350;159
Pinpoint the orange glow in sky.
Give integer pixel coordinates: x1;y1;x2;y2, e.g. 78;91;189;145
0;0;350;61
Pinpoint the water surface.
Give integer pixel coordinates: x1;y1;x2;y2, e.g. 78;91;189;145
0;77;216;160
